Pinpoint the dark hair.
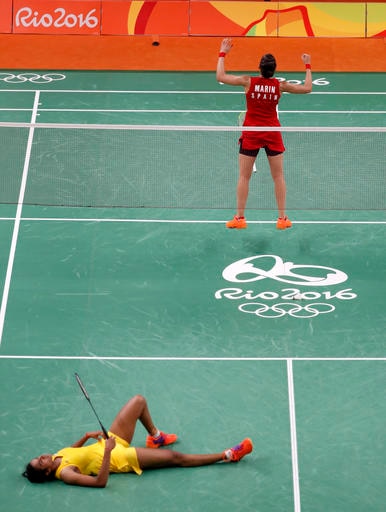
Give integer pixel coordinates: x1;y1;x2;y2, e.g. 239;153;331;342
259;54;277;78
22;463;56;484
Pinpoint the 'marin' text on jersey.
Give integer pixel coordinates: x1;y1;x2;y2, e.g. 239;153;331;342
251;84;278;101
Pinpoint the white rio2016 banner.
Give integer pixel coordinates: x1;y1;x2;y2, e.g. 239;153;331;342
12;1;101;34
15;7;99;29
215;254;357;318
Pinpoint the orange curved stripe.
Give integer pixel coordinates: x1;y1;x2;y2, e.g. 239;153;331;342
128;2;144;35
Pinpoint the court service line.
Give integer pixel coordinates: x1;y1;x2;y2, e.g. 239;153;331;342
287;359;301;512
4;218;385;225
0;91;40;347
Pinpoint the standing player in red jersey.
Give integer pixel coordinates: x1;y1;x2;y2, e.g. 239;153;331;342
216;38;312;230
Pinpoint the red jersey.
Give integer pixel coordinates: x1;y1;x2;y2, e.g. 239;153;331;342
241;76;285;153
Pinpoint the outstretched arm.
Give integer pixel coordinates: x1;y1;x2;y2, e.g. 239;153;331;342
60;437;116;487
280;54;312;94
216;38;250;88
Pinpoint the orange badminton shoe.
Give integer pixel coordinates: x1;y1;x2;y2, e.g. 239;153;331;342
223;438;253;462
146;431;178;448
276;216;292;230
226;216;247;229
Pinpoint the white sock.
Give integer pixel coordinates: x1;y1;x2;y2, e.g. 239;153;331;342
152;429;161;438
223;449;232;461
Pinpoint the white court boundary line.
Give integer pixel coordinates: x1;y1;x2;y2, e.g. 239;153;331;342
2;108;384;115
2;122;384;132
287;359;301;512
37;109;386;115
1;89;386;95
0;356;384;360
0;91;40;346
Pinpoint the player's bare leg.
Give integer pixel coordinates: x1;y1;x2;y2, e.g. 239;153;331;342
109;395;158;443
268;153;286;217
136;448;224;469
236;153;255;217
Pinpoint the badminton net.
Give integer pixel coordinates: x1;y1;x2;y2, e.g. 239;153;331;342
0;122;385;210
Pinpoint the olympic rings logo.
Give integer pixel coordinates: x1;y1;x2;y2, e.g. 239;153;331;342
0;73;66;83
239;302;335;318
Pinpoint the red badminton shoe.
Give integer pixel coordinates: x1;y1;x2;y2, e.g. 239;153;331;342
223;438;253;462
276;216;292;230
226;216;247;229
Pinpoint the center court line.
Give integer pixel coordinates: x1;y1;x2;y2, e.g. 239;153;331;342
287;359;301;512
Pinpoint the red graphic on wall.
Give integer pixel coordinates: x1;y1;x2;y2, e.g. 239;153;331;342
243;7;315;37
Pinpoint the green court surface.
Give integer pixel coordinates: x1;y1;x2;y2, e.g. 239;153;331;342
0;71;385;512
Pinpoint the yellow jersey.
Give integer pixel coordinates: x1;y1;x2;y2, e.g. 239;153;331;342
54;434;142;479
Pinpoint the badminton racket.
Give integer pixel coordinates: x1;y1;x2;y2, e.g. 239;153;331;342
238;111;257;173
74;372;109;438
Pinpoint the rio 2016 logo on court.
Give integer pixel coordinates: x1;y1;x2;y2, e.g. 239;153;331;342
215;254;357;318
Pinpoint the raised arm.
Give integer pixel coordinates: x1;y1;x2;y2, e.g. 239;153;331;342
280;54;312;94
60;436;116;487
216;38;250;88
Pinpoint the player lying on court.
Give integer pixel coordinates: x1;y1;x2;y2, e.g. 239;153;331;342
23;394;253;487
216;38;312;230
